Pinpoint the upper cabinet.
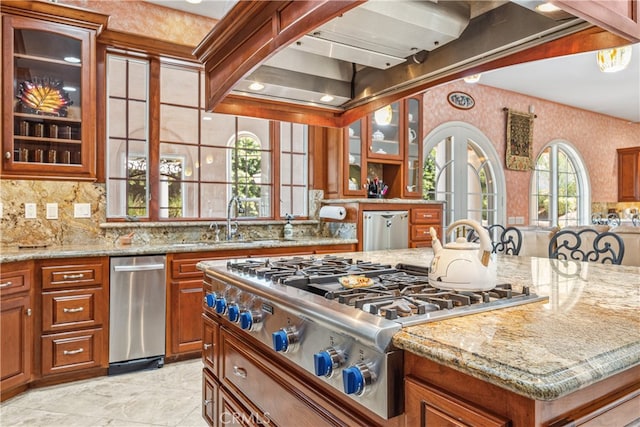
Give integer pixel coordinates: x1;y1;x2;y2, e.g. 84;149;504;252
618;147;640;202
339;95;422;199
1;3;107;180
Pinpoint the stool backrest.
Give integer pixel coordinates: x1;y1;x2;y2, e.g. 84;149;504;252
548;228;625;264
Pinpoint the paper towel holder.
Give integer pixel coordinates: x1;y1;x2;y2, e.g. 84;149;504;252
319;205;347;221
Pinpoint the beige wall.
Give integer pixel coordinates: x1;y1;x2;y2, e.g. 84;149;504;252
422;80;639;224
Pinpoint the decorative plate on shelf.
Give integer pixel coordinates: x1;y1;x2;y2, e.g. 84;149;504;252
17;78;72;116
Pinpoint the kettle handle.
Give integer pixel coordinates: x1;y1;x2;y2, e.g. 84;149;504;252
446;219;492;266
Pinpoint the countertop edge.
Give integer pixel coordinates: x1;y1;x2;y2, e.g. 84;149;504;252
0;238;358;263
393;331;640;401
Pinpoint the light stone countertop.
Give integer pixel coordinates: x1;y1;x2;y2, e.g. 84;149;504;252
200;248;640;402
0;237;358;263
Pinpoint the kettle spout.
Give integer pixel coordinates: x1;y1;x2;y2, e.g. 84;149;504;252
429;227;442;254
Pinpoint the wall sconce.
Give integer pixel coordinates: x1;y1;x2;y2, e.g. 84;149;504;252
597;45;632;73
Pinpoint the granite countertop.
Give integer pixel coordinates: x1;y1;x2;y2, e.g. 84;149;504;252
386;252;640;401
0;237;358;263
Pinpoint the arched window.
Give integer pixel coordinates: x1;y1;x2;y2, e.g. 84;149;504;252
227;131;265;217
530;140;589;227
423;122;505;228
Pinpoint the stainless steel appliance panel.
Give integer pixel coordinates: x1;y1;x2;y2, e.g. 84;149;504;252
109;255;166;363
363;210;409;251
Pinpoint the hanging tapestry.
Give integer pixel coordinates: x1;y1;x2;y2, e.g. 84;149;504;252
505;109;534;171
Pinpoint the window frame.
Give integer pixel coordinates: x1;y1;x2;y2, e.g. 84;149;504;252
105;51;308;222
529;140;590;227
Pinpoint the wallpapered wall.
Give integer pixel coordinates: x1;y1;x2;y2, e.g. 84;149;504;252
421;80;639;223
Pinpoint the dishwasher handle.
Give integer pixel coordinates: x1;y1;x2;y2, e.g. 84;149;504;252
113;263;165;272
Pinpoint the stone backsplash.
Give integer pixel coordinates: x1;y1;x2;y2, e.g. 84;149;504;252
0;181;346;248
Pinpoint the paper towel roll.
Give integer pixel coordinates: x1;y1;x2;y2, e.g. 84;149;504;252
319;206;346;220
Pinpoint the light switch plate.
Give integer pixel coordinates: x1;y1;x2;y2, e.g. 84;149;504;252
74;203;91;218
25;203;37;219
46;203;59;219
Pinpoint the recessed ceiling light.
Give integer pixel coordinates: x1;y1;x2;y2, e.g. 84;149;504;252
463;74;481;83
535;2;561;13
320;94;334;102
185;0;202;4
248;82;264;91
64;56;81;64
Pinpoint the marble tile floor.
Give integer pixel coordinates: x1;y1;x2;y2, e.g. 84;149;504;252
0;358;208;427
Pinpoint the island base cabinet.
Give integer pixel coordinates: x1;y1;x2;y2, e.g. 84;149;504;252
405;377;510;427
202;368;218;427
404;352;640;427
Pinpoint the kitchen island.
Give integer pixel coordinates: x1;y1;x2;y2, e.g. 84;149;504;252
197;249;640;426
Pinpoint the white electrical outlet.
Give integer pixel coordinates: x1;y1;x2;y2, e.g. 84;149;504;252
46;203;59;219
74;203;91;218
25;203;37;219
507;216;516;225
515;216;525;225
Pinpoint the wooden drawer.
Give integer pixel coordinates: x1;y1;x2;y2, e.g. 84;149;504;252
412;225;441;241
411;207;442;224
203;368;218;427
42;287;105;333
171;256;212;280
41;261;104;290
41;328;104;376
220;330;338;426
0;267;31;297
202;314;219;376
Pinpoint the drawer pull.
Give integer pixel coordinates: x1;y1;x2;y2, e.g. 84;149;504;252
203;399;212;406
424;230;429;234
233;365;247;378
63;348;84;355
27;308;32;316
0;281;12;288
423;214;433;218
63;273;85;280
203;343;212;350
63;307;84;313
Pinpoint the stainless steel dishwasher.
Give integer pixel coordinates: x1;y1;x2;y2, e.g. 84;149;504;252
362;210;409;251
109;255;166;375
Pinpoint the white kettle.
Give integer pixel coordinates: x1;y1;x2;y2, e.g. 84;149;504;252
428;219;497;292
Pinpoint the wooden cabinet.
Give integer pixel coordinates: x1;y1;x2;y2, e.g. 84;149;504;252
405;377;509;427
342;96;423;199
410;206;443;248
0;261;33;400
1;3;107;180
405;350;640;427
618;147;640;201
38;257;109;379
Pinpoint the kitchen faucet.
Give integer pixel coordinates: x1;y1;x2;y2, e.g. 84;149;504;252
226;196;243;240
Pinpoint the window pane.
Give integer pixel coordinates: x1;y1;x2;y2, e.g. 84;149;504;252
161;64;198;107
200;183;227;218
128;99;147;139
160;143;199;182
200;146;229;182
291;154;306;185
202;113;235;147
238;117;270;149
281;153;291;185
160;105;199;144
107;57;127;98
280;122;291;152
108;98;127;138
128;60;148;100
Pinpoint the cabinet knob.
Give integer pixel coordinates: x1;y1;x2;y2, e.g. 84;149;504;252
4;152;10;159
203;343;212;350
27;308;32;316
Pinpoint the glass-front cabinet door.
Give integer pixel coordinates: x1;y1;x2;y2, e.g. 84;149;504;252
345;119;366;195
368;101;402;160
2;15;96;179
404;96;422;197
